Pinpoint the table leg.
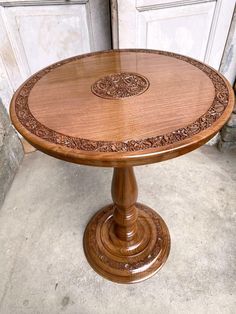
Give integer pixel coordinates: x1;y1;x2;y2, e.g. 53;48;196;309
83;167;170;283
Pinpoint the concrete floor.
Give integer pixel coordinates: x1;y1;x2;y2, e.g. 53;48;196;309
0;146;235;314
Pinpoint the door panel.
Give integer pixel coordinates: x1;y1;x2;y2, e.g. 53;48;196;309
115;0;235;70
137;2;215;61
0;0;111;110
4;5;91;75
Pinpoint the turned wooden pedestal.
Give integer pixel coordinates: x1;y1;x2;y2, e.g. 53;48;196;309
84;167;170;283
10;49;234;284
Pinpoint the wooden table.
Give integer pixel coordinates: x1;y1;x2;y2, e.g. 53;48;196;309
10;49;234;284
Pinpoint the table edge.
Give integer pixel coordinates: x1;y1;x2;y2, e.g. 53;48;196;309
10;49;235;167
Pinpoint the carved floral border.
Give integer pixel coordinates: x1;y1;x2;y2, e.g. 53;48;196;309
15;50;229;153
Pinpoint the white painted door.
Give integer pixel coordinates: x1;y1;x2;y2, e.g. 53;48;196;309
112;0;235;73
0;0;111;110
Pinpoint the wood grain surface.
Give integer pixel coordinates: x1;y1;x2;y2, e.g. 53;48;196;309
10;49;235;167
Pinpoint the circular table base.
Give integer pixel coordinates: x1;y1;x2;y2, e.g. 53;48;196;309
83;203;171;284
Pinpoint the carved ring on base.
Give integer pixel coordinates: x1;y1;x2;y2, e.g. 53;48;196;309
83;203;171;284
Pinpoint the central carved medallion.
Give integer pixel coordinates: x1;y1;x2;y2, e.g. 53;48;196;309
91;72;150;99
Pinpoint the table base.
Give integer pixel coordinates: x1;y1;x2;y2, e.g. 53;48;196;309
83;203;170;284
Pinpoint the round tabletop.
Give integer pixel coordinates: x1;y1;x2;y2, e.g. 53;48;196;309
10;49;234;167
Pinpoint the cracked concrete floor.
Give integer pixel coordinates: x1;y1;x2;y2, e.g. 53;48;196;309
0;146;235;314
